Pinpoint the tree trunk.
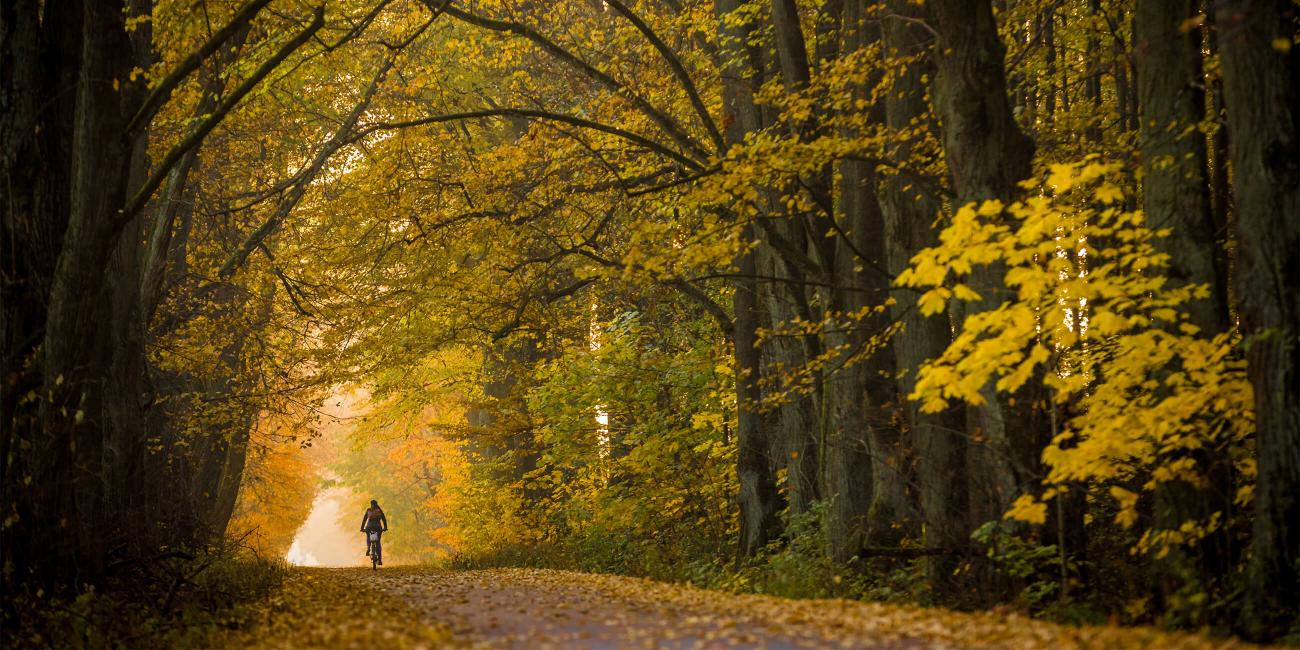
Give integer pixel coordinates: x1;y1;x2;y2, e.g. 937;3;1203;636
757;245;820;516
734;226;782;557
881;0;969;600
834;0;912;560
1085;0;1102;142
1134;0;1234;617
1214;0;1300;640
717;0;782;557
1134;0;1228;334
0;0;83;588
1204;9;1233;312
927;0;1036;522
34;0;142;580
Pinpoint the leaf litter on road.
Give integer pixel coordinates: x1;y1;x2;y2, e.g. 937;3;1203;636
222;566;1267;649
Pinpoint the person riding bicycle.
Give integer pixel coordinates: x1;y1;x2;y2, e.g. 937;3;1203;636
360;499;388;563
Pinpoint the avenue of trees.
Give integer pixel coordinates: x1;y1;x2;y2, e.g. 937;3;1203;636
1;0;1296;641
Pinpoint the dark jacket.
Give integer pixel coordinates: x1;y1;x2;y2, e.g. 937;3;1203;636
361;506;387;532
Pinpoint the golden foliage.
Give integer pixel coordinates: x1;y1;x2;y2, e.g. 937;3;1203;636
900;159;1254;556
227;423;316;559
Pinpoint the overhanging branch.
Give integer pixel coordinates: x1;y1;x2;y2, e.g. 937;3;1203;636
438;3;710;163
125;0;274;136
118;6;327;228
604;0;724;152
360;108;703;171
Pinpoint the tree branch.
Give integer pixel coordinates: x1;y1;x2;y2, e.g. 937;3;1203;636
666;279;733;335
491;278;597;341
751;212;825;278
361;108;703;171
125;0;274;136
218;49;399;279
604;0;725;152
439;3;710;163
118;6;326;228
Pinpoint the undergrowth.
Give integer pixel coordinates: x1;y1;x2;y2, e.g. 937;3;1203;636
1;550;288;649
440;501;1127;631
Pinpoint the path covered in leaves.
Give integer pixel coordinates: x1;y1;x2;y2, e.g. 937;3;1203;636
228;567;1255;649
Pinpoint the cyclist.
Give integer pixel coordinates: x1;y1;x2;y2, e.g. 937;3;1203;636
360;499;388;564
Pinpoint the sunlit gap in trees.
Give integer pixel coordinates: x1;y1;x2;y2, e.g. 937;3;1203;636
285;482;366;568
590;298;611;461
282;390;370;568
1054;224;1089;382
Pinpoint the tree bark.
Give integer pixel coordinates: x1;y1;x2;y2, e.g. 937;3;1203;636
1214;0;1300;639
881;0;969;600
34;0;142;579
717;0;782;557
1134;0;1234;616
1135;0;1228;334
0;0;83;588
833;0;912;560
927;0;1036;522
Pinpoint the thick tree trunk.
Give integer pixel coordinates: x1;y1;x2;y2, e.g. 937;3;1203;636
717;0;782;557
769;0;904;562
757;246;820;516
1214;0;1300;640
881;0;969;599
0;0;80;588
832;0;912;560
3;0;315;589
764;0;824;523
1133;0;1234;616
734;229;781;557
32;0;141;580
927;0;1036;522
1134;0;1228;334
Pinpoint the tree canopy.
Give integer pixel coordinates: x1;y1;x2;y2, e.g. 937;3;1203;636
2;0;1297;643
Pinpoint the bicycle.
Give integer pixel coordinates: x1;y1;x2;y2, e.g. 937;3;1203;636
366;530;383;570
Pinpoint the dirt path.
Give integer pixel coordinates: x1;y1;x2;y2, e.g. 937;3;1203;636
365;567;880;649
225;567;1253;649
342;567;1248;650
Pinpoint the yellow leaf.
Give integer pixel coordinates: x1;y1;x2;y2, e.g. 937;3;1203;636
1094;183;1123;204
976;199;1004;217
1005;494;1047;524
1111;487;1140;528
952;284;981;302
918;288;951;316
1047;163;1077;192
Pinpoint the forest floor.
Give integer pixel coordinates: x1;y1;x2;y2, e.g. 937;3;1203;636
219;566;1258;649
